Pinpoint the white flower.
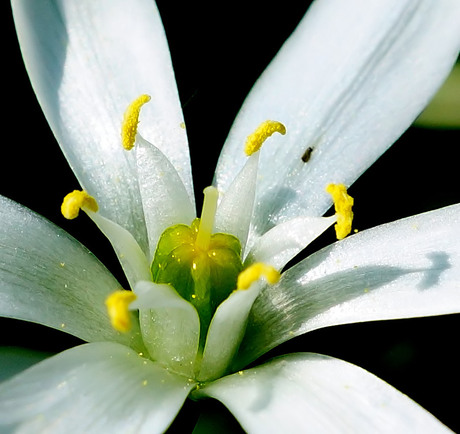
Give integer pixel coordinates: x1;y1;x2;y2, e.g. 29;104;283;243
1;0;460;432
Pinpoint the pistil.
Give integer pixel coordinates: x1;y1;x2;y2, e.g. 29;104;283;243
195;186;219;251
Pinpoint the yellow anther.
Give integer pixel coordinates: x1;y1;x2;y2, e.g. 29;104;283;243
326;183;354;240
237;263;280;290
244;120;286;156
105;290;137;333
121;94;151;150
61;190;98;220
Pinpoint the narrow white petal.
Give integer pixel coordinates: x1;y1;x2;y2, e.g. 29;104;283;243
135;136;196;260
245;215;336;269
86;210;151;288
134;281;200;377
0;342;195;433
215;0;460;236
12;0;193;251
0;195;144;351
198;282;263;382
197;353;450;433
214;153;259;254
238;204;460;367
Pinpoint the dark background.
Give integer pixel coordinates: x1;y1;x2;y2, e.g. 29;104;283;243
2;1;459;431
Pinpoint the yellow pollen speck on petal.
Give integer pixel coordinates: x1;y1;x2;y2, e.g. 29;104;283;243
244;120;286;156
61;190;98;220
326;183;354;240
121;94;151;150
105;290;137;333
237;262;280;290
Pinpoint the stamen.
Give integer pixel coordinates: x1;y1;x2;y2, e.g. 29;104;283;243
121;94;151;150
245;120;286;156
237;262;280;290
105;290;137;333
326;183;354;240
195;186;219;251
61;190;98;220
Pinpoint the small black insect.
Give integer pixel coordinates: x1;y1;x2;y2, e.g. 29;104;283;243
301;147;313;163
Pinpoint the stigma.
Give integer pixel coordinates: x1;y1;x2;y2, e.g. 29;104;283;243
326;183;354;240
105;290;137;332
121;94;151;150
245;120;286;156
61;190;98;220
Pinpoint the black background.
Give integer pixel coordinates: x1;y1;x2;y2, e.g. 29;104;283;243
2;1;459;431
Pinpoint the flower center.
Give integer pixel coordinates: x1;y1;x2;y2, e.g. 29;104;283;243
151;186;243;341
61;95;355;366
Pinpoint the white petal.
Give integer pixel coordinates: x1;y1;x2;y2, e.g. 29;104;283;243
214;153;259;254
0;342;195;433
198;282;263;382
0;195;144;351
135;136;196;260
86;210;151;288
134;281;200;377
12;0;193;252
245;215;336;269
215;0;460;236
196;353;450;433
238;204;460;367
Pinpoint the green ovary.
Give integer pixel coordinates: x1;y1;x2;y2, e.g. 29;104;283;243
151;218;243;343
